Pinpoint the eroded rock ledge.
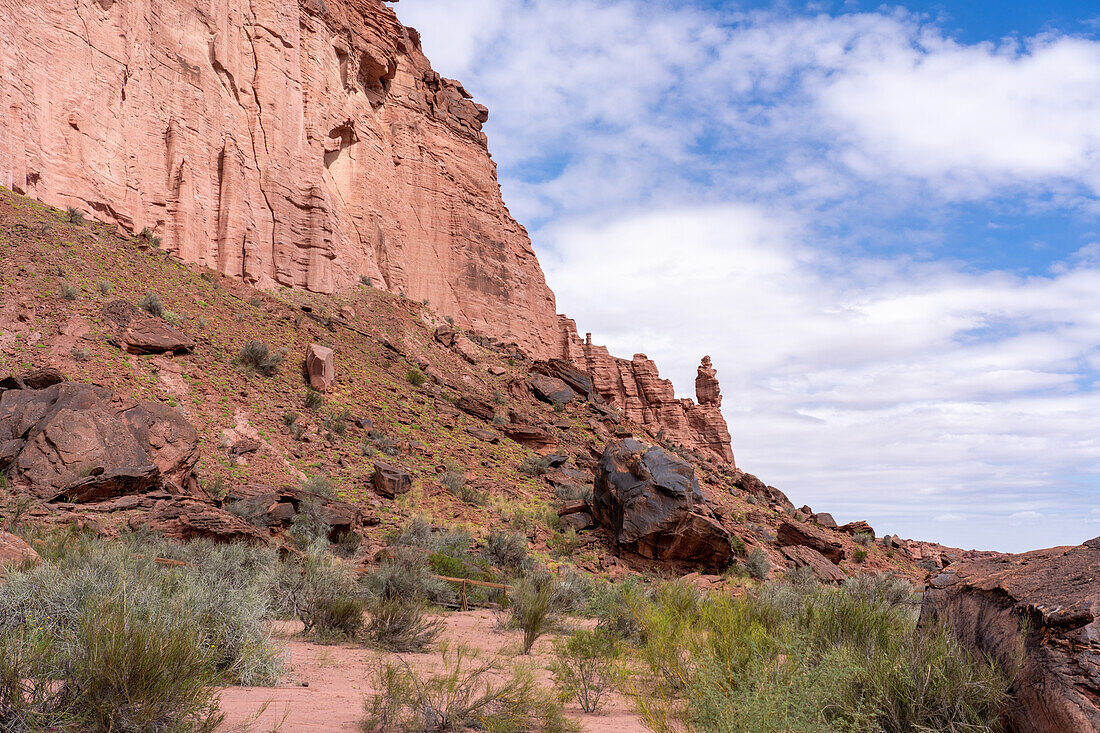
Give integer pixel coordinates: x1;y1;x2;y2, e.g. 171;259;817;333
921;540;1100;733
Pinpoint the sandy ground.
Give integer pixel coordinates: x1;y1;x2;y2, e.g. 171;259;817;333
218;610;647;732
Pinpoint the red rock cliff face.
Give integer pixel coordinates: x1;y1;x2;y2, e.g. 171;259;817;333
0;0;559;357
559;317;735;466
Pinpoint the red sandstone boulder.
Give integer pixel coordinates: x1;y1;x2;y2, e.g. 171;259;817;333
839;520;875;538
455;396;495;421
305;344;335;392
501;423;556;449
779;545;847;582
136;498;266;543
592;438;732;569
0;381;199;500
0;530;39;573
777;521;846;564
371;462;412;499
922;540;1100;733
101;300;194;355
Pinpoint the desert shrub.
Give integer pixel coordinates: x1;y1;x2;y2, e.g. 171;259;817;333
312;596;366;641
407;367;426;387
592;576;650;641
304;389;324;411
785;564;819;587
70;345;89;362
428;552;471;579
552;629;622;713
272;545;358;637
239;341;284;376
362;644;570;733
628;577;1013;733
60;282;78;300
96;279;112;294
548;527;580;557
445;315;455;325
485;531;527;570
360;275;372;286
843;573;915;608
366;429;399;456
854;548;869;563
361;548;453;606
491;390;506;405
553;400;566;413
730;534;747;558
139;291;164;317
65;207;84;224
746;548;771;579
164;310;182;326
853;531;875;546
553;483;592;503
366;599;442;652
139;226;162;247
518;454;552;477
509;574;562;654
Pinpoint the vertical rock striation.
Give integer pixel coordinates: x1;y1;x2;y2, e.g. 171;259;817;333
0;0;559;356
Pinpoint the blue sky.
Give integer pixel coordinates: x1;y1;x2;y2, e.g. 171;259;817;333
399;1;1100;552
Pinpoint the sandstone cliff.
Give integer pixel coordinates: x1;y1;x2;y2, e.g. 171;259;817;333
0;0;559;356
559;316;735;466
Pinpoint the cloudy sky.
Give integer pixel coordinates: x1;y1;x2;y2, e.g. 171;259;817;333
397;0;1100;552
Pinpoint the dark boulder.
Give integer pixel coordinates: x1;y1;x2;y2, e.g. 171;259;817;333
532;360;596;400
592;438;732;569
812;512;837;529
529;374;576;405
922;540;1100;733
224;484;365;538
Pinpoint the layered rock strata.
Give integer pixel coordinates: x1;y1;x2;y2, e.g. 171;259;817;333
922;541;1100;733
558;317;735;465
0;0;559;356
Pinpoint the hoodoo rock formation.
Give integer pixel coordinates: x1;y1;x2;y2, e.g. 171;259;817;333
0;0;558;356
558;317;735;465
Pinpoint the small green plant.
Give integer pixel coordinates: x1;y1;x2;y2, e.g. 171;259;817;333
163;311;182;326
366;599;442;652
139;226;162;247
407;367;427;387
239;341;285;377
510;574;561;655
485;531;527;570
60;282;78;300
854;548;869;563
304;389;324;411
140;291;164;318
283;412;300;429
551;629;622;714
553;400;566;413
746;548;771;580
730;534;747;558
360;275;372;287
362;643;569;732
518;455;552;477
549;527;580;557
66;207;84;224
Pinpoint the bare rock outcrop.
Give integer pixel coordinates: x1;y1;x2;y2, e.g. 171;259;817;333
593;438;732;569
777;520;846;564
0;530;38;573
0;0;559;357
305;344;335;392
922;540;1100;733
101;300;195;355
0;380;199;500
558;318;735;465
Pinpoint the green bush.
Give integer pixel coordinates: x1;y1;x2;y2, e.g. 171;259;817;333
140;291;164;318
746;548;771;580
304;389;324;411
273;545;358;637
407;367;427;387
66;207;85;224
361;548;453;606
509;574;561;655
366;599;442;652
853;531;875;546
60;282;78;300
551;629;622;713
518;455;552;477
312;595;366;641
854;548;869;563
96;279;112;294
362;644;570;732
485;531;527;571
628;576;1012;733
239;341;285;376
